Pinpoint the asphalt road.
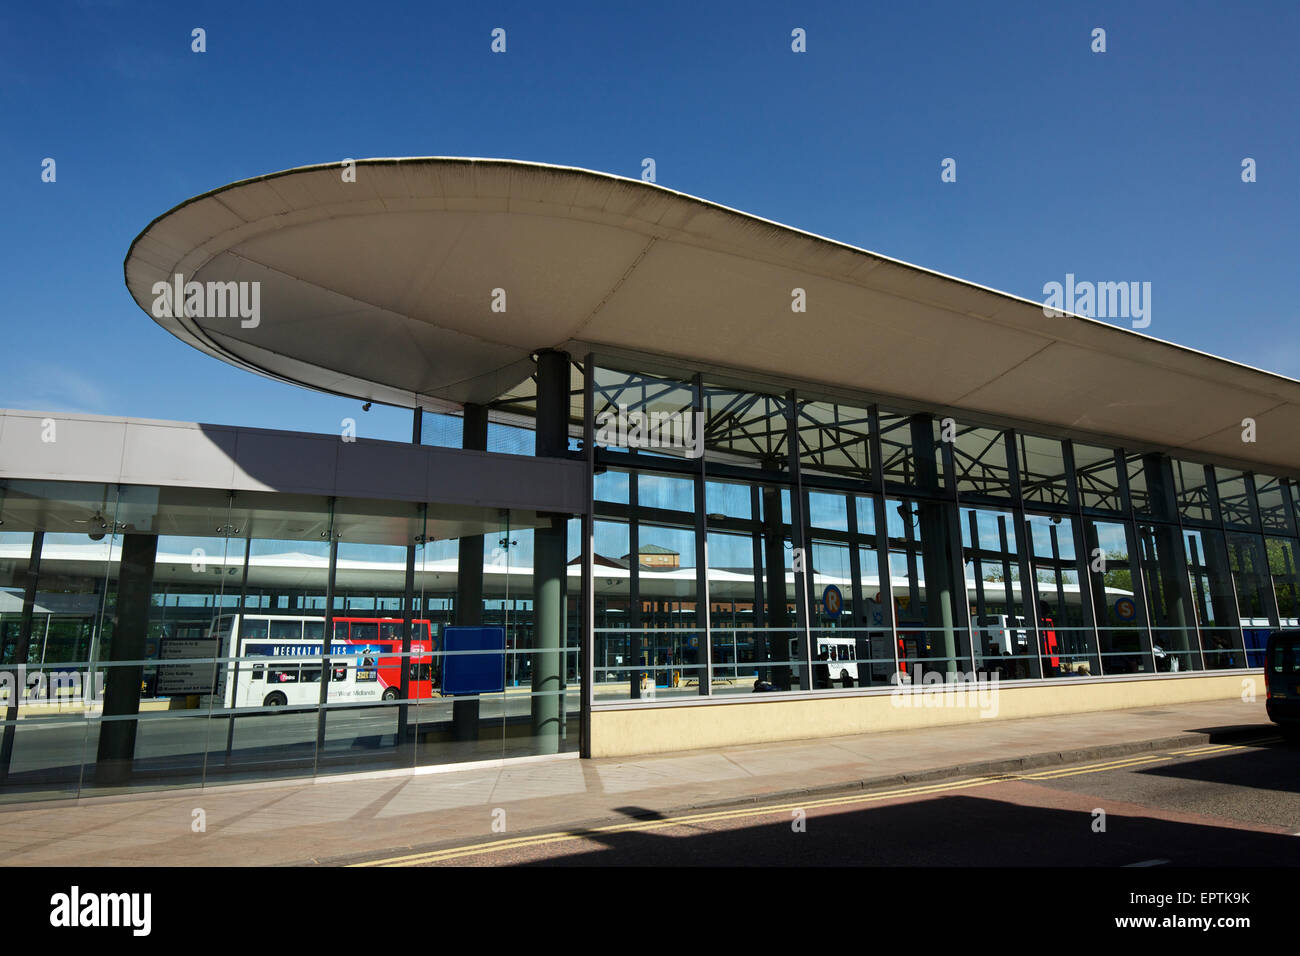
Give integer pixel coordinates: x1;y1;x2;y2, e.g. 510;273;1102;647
349;736;1300;866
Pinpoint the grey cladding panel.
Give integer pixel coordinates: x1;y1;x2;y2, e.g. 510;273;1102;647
0;409;588;515
121;422;239;487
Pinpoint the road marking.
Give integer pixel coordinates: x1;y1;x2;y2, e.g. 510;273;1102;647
1171;736;1279;757
1124;858;1170;867
350;776;1009;866
1174;744;1241;757
1018;754;1171;780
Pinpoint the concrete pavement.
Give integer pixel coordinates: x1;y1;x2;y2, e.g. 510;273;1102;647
0;695;1273;866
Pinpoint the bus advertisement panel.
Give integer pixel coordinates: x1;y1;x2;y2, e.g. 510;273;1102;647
206;614;438;709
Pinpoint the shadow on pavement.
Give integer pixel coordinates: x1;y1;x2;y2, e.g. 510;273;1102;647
509;795;1299;867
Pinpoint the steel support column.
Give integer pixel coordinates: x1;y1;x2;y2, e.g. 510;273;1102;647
95;532;158;785
532;349;569;753
453;404;488;742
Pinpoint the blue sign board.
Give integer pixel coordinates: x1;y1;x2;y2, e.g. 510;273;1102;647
822;585;844;620
442;626;506;696
1114;597;1137;622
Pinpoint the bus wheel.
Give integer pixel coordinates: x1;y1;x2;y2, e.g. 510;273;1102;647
263;692;287;708
381;687;398;702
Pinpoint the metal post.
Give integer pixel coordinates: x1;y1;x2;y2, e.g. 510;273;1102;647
1116;452;1159;675
787;391;813;690
224;525;252;765
868;406;900;684
693;372;711;696
0;532;41;783
750;485;767;682
846;495;865;687
1063;441;1103;675
1006;431;1043;679
996;515;1018;669
398;506;418;745
629;467;642;699
406;400;424;743
939;420;974;674
581;356;596;756
760;482;791;689
911;415;958;675
968;510;987;664
314;507;338;766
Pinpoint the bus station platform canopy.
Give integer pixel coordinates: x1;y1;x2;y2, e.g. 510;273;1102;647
124;157;1300;474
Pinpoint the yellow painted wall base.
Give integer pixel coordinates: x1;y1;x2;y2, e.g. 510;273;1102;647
589;673;1257;759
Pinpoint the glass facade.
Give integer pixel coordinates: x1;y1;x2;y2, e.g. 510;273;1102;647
0;481;578;802
579;356;1286;702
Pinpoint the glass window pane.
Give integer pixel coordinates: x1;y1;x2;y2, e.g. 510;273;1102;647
879;413;944;491
705;481;751;520
1185;528;1247;669
1267;537;1300;627
638;473;694;512
707;529;758;693
1085;519;1150;674
1172;460;1213;523
1073;444;1121;511
1135;523;1199;672
1018;436;1070;507
1217;469;1254;528
796;400;872;482
1125;455;1150;516
1025;513;1099;676
808;492;848;532
1254;475;1290;532
889;499;966;680
952;426;1011;499
962;507;1031;679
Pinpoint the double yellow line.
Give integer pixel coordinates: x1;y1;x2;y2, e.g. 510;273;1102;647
352;742;1273;867
349;776;1001;866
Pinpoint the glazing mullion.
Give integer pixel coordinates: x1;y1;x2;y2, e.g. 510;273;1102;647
868;406;900;683
1005;430;1043;679
581;354;595;751
1063;441;1102;674
787;390;813;690
693;371;711;696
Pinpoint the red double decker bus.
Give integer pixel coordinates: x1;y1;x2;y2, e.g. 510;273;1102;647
207;614;439;709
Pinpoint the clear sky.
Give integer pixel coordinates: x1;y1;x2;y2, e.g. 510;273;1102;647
2;0;1297;445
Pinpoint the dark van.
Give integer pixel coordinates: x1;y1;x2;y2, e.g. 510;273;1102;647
1265;630;1300;744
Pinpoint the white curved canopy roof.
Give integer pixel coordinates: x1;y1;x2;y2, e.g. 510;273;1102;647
124;157;1300;473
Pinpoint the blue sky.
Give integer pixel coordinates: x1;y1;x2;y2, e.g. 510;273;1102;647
2;0;1297;445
